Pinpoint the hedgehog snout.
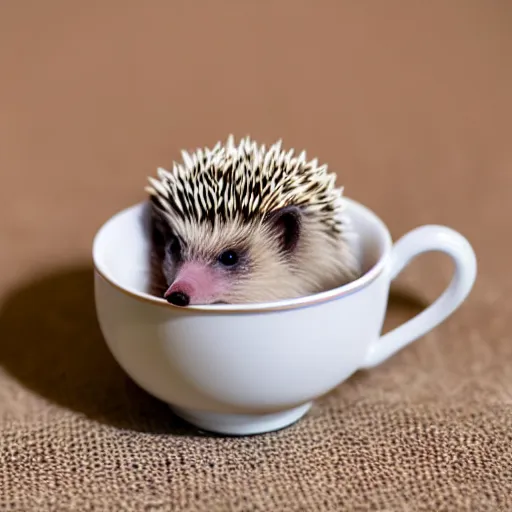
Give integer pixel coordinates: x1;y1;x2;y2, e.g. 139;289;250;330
163;261;226;306
165;290;190;306
164;281;193;306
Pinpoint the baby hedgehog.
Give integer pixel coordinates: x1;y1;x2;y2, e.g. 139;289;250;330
145;135;361;306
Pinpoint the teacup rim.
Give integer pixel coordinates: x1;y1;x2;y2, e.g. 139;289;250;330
92;198;393;313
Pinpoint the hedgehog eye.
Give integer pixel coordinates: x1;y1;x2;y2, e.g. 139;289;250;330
218;250;239;267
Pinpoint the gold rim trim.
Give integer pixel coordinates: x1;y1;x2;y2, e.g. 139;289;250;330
93;262;386;314
92;198;393;314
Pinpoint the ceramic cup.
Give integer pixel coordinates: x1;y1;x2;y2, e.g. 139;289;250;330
92;199;477;436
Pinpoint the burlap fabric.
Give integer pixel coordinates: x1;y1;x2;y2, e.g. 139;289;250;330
1;2;511;510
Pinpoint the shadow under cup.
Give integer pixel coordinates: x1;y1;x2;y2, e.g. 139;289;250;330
92;199;395;436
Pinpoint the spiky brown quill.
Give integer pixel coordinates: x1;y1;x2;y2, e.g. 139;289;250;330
144;135;361;306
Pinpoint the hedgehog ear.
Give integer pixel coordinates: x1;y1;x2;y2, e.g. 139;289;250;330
264;205;302;254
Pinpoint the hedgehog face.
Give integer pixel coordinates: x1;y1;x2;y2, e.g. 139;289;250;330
149;204;305;305
145;135;362;305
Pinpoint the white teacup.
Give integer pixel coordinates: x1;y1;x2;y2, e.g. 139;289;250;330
92;198;477;436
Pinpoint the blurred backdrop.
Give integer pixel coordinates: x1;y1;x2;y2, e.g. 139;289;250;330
1;1;510;292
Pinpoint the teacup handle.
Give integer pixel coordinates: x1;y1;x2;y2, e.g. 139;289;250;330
361;225;477;369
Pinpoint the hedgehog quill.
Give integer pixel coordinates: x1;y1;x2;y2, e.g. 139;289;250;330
145;135;361;306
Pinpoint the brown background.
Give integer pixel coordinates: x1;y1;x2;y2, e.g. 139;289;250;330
1;1;511;511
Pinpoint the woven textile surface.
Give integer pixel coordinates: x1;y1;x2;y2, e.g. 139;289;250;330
1;2;511;510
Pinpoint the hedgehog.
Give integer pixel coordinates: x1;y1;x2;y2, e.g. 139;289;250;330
144;135;361;306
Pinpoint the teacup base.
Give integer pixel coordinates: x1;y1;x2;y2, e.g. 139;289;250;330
170;402;313;436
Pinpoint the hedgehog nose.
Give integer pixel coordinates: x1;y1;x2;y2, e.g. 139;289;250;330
166;291;190;307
